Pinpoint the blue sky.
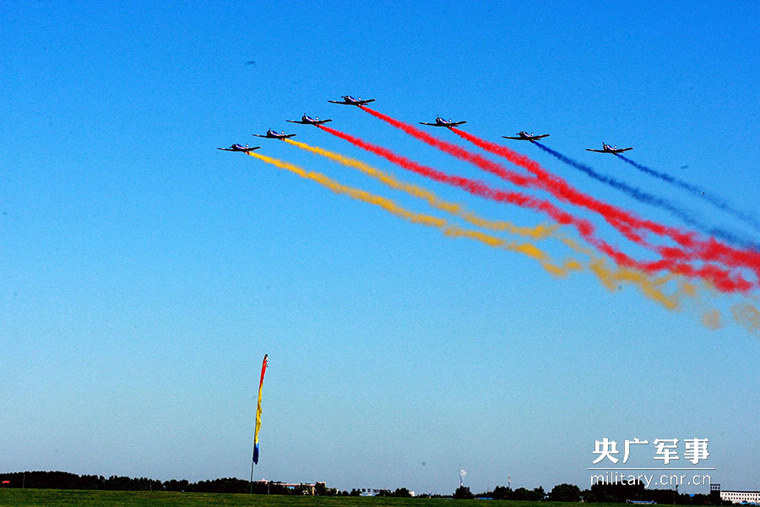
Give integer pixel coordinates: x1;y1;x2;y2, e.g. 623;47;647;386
2;2;759;495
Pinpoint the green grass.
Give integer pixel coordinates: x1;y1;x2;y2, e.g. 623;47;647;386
0;490;690;507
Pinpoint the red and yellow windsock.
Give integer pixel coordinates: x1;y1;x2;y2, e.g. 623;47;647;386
252;354;268;464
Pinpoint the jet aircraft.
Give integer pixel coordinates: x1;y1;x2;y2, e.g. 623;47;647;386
502;131;550;142
586;143;633;154
286;114;332;126
253;129;297;140
419;116;466;129
328;95;375;106
217;144;260;152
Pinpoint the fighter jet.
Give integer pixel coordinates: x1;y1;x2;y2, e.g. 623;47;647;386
286;114;333;126
502;131;550;143
253;129;297;140
419;116;466;129
217;144;260;152
328;95;375;106
586;143;633;154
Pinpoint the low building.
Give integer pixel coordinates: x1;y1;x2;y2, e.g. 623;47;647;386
720;491;760;504
252;479;316;495
712;484;760;504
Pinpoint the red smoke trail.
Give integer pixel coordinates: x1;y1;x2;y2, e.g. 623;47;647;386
453;129;693;239
449;128;760;281
317;126;592;234
361;106;690;246
356;106;760;287
318;124;753;293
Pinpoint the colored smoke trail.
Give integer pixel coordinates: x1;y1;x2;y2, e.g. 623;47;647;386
283;138;558;241
360;106;685;248
450;127;760;288
246;151;578;277
732;303;760;335
451;129;760;277
353;107;760;291
617;154;760;233
244;151;758;327
589;257;679;310
450;128;690;242
316;126;617;250
532;142;760;251
287;137;731;313
318;124;755;294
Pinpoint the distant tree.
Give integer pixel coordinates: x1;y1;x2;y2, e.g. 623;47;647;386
164;479;188;492
188;477;249;493
511;486;546;501
315;482;336;496
393;487;412;497
589;481;645;503
550;483;582;502
491;486;512;500
454;486;474;499
512;487;531;500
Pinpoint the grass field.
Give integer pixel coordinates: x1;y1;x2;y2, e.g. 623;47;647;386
0;491;644;507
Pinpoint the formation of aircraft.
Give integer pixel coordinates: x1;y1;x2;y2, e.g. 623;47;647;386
253;129;297;140
328;95;375;106
586;143;633;154
217;144;260;152
419;116;466;129
221;97;635;154
502;131;550;143
287;114;332;126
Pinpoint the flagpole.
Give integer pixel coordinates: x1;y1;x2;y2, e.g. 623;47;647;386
249;454;255;494
250;354;268;494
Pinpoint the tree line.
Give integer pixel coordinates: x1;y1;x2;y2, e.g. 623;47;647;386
456;482;730;505
0;472;292;495
0;471;733;503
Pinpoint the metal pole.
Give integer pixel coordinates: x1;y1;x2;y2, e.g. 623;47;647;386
249;459;255;494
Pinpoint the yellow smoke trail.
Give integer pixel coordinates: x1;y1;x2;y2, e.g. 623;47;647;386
589;257;681;310
247;152;578;277
284;138;557;240
247;151;759;330
732;304;760;335
702;309;722;330
285;139;696;309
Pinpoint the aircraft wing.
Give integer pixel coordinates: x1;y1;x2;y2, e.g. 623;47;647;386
502;136;523;140
586;149;607;153
358;99;375;105
286;120;304;124
419;122;438;126
450;121;466;127
243;147;261;152
327;100;344;104
616;147;633;152
315;119;332;124
252;134;268;138
533;134;549;140
282;133;296;138
217;148;234;151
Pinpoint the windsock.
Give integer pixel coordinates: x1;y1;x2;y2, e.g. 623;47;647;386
253;354;268;464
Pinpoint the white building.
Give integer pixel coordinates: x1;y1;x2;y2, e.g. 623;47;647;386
718;489;760;504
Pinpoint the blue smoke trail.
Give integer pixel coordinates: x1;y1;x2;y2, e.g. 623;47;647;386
617;154;760;233
534;142;760;251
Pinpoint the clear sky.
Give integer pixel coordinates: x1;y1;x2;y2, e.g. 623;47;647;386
2;1;759;496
